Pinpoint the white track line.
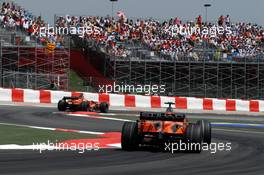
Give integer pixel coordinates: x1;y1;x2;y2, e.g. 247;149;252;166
107;143;121;148
0;122;104;135
53;111;139;117
0;144;56;150
0;103;55;108
213;128;264;135
67;114;133;122
0;144;120;150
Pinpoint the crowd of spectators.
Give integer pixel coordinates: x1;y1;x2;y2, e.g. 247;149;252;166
0;1;263;61
56;13;264;61
0;1;64;48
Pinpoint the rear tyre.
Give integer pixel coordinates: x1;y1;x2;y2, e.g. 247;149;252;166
185;124;202;153
99;102;109;113
58;100;67;111
197;120;212;144
121;122;139;151
80;101;88;111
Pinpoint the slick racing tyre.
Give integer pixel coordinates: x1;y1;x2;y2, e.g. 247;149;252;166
197;120;212;144
121;122;139;151
185;123;202;153
58;100;67;111
99;102;109;113
80;101;88;111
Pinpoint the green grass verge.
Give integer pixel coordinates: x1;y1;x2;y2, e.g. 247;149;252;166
69;70;86;92
0;125;98;145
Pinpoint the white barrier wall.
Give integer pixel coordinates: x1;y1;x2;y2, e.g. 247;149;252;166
0;88;262;112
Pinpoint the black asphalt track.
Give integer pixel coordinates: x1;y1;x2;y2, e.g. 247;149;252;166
0;105;263;175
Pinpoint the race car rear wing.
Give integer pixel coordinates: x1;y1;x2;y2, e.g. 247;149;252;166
62;94;84;100
140;112;185;121
62;96;81;100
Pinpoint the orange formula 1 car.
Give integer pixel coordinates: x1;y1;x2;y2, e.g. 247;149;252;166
121;102;211;152
57;94;109;113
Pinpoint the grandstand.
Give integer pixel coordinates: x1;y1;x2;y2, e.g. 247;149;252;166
1;1;264;99
0;1;70;90
65;14;264;99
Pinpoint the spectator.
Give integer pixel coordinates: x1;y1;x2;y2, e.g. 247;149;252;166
218;15;224;26
225;15;230;26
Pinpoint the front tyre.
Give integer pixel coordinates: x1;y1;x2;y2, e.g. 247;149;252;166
58;100;67;111
99;102;109;113
80;101;88;111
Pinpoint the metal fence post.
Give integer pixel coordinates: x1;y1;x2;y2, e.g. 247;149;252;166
0;40;2;87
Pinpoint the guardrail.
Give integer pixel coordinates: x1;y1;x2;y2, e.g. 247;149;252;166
0;88;262;113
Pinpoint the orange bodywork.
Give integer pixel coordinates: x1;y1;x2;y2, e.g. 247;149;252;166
69;98;98;107
88;101;97;108
70;98;85;105
140;119;188;135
